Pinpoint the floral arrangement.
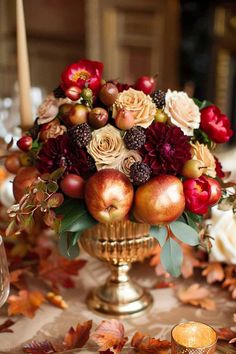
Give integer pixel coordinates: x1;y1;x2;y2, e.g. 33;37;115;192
6;59;235;276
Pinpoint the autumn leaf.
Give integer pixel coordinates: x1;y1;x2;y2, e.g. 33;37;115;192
46;292;68;309
8;290;45;318
202;262;225;284
38;250;86;290
91;319;128;354
216;327;236;346
23;340;56;353
0;319;15;333
177;283;216;310
181;245;200;279
131;331;171;354
63;320;92;349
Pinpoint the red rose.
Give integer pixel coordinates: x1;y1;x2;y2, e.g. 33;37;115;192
200;105;233;143
183;176;211;214
61;59;103;93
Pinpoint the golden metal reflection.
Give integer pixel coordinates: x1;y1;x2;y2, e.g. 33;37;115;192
171;322;217;354
80;220;156;316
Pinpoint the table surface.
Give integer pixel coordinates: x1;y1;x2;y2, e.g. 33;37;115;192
0;254;235;354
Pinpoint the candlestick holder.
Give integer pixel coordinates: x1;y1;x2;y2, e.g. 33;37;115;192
80;220;156;316
171;322;217;354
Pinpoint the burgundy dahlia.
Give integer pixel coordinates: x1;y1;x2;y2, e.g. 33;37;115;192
37;135;82;175
142;122;192;176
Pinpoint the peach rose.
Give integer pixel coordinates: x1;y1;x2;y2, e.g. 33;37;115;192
164;90;200;136
87;124;126;170
113;88;156;128
118;150;142;178
191;142;216;177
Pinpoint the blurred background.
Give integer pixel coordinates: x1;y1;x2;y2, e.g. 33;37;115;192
0;0;235;143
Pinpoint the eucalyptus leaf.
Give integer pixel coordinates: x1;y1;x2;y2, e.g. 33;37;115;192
56;199;97;233
160;238;183;277
170;221;199;246
150;225;167;247
58;231;80;259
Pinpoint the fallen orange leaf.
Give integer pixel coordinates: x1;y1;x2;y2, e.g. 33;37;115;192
177;283;216;311
91;319;128;354
202;262;225;284
131;331;171;354
8;290;45;318
63;320;92;349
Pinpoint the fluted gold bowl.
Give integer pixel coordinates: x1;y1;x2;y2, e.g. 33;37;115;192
80;220;156;316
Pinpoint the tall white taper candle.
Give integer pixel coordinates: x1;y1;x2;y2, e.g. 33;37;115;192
16;0;32;130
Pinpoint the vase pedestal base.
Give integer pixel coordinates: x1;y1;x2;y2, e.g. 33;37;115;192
86;263;153;317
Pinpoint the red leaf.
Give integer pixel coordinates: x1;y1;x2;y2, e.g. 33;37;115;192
0;319;15;333
23;340;56;354
131;331;171;354
38;250;86;290
8;290;45;318
63;320;92;349
91;319;128;354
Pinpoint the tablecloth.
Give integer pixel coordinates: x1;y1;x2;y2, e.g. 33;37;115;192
0;254;235;354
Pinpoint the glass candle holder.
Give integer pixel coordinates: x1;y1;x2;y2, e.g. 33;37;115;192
171;322;217;354
0;236;10;307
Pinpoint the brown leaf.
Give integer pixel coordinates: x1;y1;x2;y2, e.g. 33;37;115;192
46;292;68;309
38;250;86;290
131;331;171;354
202;262;225;284
0;319;15;333
91;319;128;354
8;290;45;318
63;320;92;349
216;327;236;344
23;340;56;353
181;245;200;279
178;283;216;311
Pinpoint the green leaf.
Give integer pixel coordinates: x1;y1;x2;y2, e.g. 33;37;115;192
58;231;80;259
170;221;199;246
160;238;183;277
56;199;97;233
193;98;212;110
150;225;167;247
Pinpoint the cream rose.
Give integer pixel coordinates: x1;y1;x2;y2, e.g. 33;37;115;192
37;93;59;124
118;150;142;178
209;207;236;265
87;124;126;170
164;90;200;136
113;88;156;128
191;142;216;177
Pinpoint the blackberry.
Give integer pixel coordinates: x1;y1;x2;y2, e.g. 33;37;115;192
124;126;146;150
68;123;92;148
130;162;151;186
151;90;166;109
53;85;66;99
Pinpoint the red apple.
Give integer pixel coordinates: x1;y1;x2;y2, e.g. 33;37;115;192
60;174;85;198
133;175;185;225
85;169;134;223
135;75;156;95
207;177;222;206
13;167;40;202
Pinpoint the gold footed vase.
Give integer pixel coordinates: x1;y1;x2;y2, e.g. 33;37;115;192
80;220;156;317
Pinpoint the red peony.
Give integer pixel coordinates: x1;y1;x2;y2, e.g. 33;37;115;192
61;59;104;93
142;122;192;176
183;176;211;214
37;135;93;178
200;105;233;143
